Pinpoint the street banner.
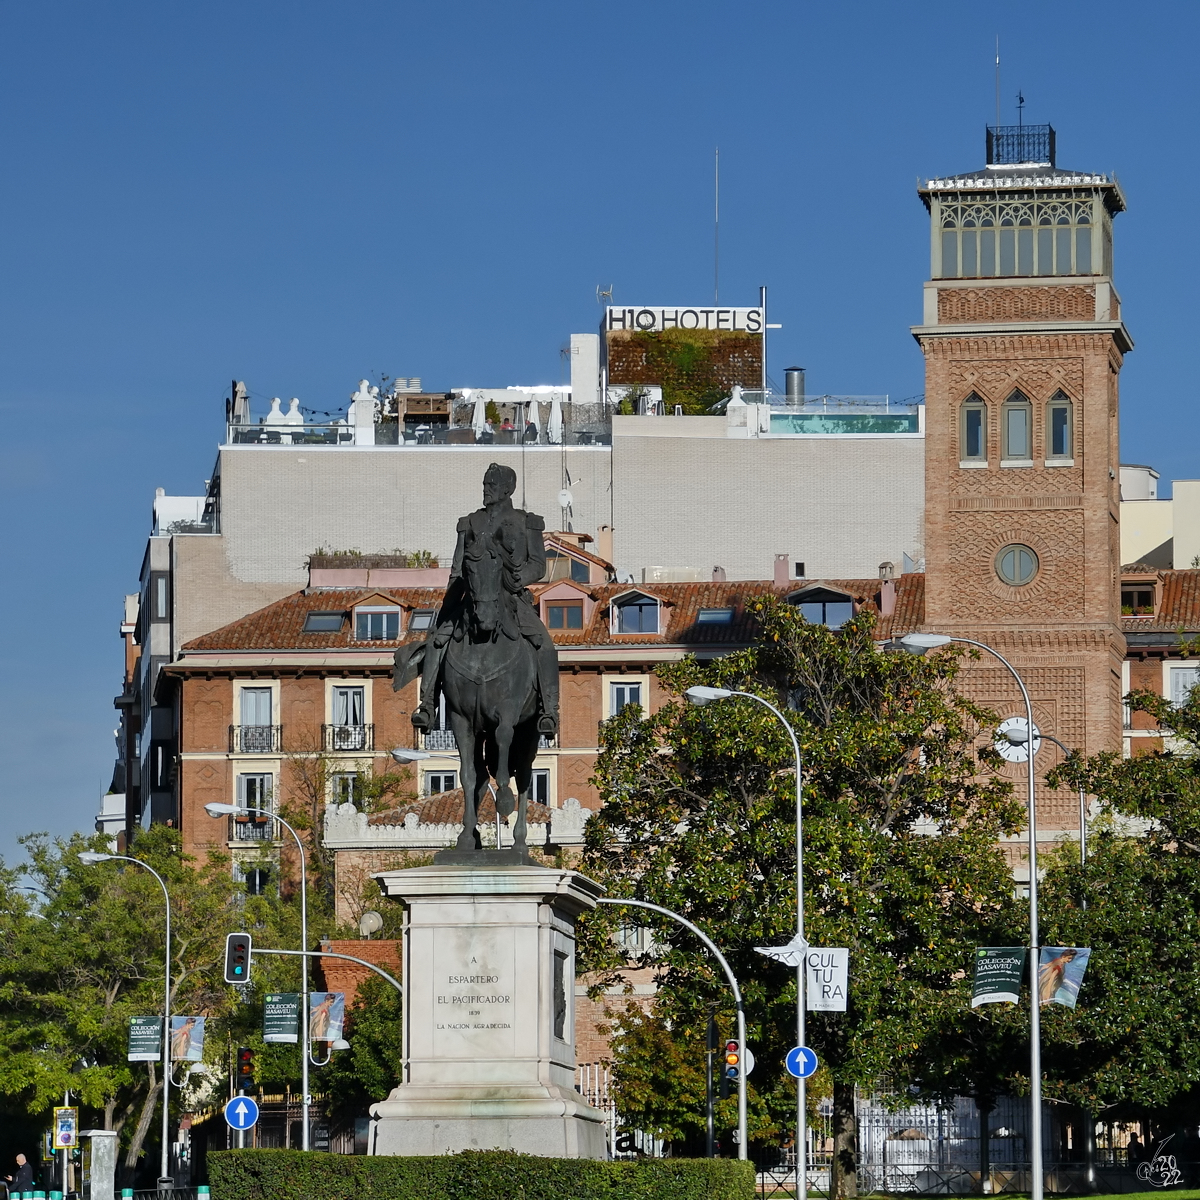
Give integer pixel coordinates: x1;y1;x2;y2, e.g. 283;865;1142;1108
806;948;849;1012
309;992;345;1043
53;1106;78;1149
971;947;1027;1007
170;1015;206;1061
264;993;301;1043
127;1016;163;1061
1038;947;1091;1008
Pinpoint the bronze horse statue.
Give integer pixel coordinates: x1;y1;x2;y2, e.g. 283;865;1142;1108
394;463;559;854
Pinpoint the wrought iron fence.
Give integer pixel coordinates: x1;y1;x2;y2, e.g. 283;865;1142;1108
421;728;457;752
229;813;275;841
986;123;1056;167
322;723;374;752
228;724;282;753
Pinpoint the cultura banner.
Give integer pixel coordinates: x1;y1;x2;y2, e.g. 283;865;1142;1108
1038;947;1091;1008
806;948;849;1012
971;947;1027;1007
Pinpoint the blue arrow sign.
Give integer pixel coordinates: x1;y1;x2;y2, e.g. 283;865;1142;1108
785;1046;819;1079
224;1095;260;1130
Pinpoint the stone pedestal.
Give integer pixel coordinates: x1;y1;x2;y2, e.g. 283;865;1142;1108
369;862;608;1159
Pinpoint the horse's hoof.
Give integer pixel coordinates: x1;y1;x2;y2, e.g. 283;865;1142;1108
456;832;476;851
495;784;515;818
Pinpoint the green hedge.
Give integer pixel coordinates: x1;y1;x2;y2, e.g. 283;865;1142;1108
208;1148;754;1199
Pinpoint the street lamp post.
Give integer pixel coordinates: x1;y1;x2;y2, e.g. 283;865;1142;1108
596;896;748;1160
204;802;311;1150
685;685;808;1200
79;852;174;1189
899;633;1044;1200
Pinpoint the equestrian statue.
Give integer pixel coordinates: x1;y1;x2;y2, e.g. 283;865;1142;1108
393;463;559;856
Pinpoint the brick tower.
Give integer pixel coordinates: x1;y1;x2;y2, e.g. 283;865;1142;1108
914;124;1131;836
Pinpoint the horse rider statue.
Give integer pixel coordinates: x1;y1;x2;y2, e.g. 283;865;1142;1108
410;461;560;740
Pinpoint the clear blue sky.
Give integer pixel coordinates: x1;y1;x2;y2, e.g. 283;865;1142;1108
1;1;1195;857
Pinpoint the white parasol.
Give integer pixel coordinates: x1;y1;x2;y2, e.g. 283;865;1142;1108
547;392;564;444
469;390;488;436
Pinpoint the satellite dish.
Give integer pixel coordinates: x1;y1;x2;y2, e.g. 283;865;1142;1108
358;910;384;937
558;489;573;510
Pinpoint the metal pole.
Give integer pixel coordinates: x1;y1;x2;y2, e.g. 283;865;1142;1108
759;286;767;401
104;856;173;1186
597;897;747;1159
728;692;806;1200
232;804;310;1149
706;1009;716;1158
951;639;1042;1200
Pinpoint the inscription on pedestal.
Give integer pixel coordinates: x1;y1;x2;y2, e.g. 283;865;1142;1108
431;926;517;1057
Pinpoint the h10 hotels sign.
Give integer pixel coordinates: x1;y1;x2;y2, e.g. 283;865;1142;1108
605;306;763;333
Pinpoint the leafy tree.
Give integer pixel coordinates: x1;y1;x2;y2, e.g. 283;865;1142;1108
580;599;1024;1194
0;825;237;1182
1041;685;1200;1136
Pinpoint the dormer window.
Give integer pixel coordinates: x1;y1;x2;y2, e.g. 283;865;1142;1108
303;611;345;633
613;593;660;634
789;587;854;630
355;607;401;640
1121;581;1156;617
547;602;584;630
545;551;590;584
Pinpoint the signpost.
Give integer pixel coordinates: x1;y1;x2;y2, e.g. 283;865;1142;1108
224;1095;260;1132
263;993;301;1043
127;1017;163;1061
785;1046;819;1079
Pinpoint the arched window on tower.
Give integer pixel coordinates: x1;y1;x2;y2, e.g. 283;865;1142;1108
960;393;988;463
1001;390;1033;463
1046;391;1074;461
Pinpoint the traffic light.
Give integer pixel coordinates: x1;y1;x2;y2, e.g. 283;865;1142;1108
235;1046;256;1093
224;932;253;984
720;1039;741;1098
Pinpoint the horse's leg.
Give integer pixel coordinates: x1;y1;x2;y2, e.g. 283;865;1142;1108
492;717;516;823
510;720;538;850
449;711;482;850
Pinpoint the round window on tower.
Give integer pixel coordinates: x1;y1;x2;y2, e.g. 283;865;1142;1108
995;544;1039;587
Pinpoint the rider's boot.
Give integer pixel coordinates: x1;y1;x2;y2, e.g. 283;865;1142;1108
535;641;560;739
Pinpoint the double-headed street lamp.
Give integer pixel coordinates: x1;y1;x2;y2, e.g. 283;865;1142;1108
203;802;312;1151
79;852;174;1190
685;685;808;1199
897;632;1045;1200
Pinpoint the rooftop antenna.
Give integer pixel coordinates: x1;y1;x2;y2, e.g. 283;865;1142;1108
596;284;613;304
994;37;1000;128
714;145;719;304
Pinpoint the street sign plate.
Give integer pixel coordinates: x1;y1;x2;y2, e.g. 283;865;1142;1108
785;1046;819;1079
224;1095;260;1130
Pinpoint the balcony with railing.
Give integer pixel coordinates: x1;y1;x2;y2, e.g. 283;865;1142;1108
229;812;276;842
768;396;923;436
322;724;374;752
420;727;458;753
229;725;282;753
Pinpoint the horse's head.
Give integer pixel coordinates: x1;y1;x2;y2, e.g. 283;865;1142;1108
463;539;503;635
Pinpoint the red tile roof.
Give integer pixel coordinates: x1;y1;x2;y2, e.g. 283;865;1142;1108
1124;569;1200;635
181;576;925;653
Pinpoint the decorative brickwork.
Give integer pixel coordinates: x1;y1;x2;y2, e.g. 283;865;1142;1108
919;254;1127;826
937;285;1095;324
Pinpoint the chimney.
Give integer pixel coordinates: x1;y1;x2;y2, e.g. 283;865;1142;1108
712;565;727;582
596;525;614;565
785;367;806;404
774;554;789;588
878;562;896;617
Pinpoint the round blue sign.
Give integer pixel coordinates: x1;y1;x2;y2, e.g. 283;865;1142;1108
785;1046;819;1079
224;1095;260;1130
